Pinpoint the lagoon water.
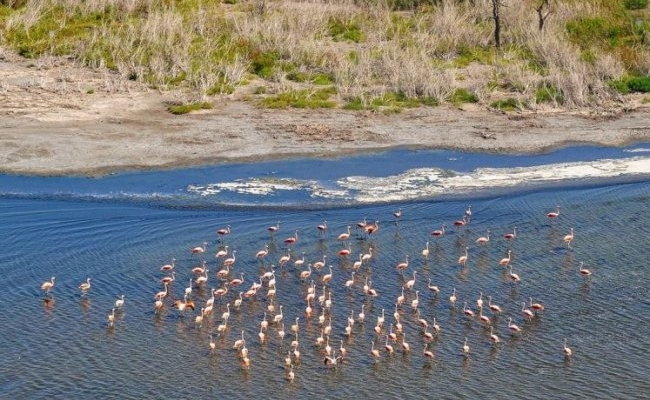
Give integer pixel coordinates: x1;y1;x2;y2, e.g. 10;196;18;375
1;144;649;399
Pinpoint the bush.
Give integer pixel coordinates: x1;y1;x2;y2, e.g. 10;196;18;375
624;0;648;10
449;88;479;105
626;76;650;92
535;84;564;104
489;98;524;111
167;102;213;114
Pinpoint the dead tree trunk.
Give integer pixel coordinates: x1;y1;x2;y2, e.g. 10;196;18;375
492;0;502;48
535;0;552;31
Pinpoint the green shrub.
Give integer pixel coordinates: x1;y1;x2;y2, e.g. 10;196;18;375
535;84;564;104
250;50;280;79
328;17;364;43
626;76;650;92
624;0;648;10
167;101;213;114
449;88;479;105
260;87;337;109
489;98;524;111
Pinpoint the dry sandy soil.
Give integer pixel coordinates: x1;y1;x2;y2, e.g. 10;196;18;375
1;51;649;177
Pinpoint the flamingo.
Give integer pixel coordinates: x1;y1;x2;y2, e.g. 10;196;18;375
396;287;406;306
234;291;243;308
358;304;366;323
223;250;237;268
267;221;280;234
479;309;491;325
107;308;116;327
530;297;545;312
371;341;381;359
405;270;417;290
324;352;344;367
256;245;269;259
563;339;573;357
195;268;209;286
338;244;352;257
364;221;379;235
345;271;355;289
547;205;561;219
191;241;208;255
209;335;216;353
463;301;475;317
411;290;420;309
286;365;295;381
432;317;441;334
401;332;411;352
173;294;194;311
274;305;284;324
78;278;91;294
504;227;517;241
338;226;352;242
321;265;334;285
233;330;245;349
431;224;446;238
300;264;312;280
522;302;534;319
291;317;300;334
195;308;206;327
316;220;328;235
457;246;469;267
292;252;306;269
476;229;490;245
427;278;440;294
449;288;457;306
424;345;435;359
284;230;299;245
509;265;521;282
114;294;125;309
161;271;176;285
216;225;231;241
508;317;522;333
229;272;245;287
422;241;430;259
393;208;402;222
155;283;169;300
465;205;472;220
453;216;468;227
384;336;394;354
396;255;410;271
489;326;500;344
579;262;592;277
377;308;386;327
215;245;229;258
353;254;363;270
564;228;575;248
279;250;291;267
278;323;286;340
487;296;502;313
160;258;176;271
313;255;327;270
41;277;55;294
463;337;470;356
499;250;513;267
185;278;193;298
192;260;208;275
362;247;374;263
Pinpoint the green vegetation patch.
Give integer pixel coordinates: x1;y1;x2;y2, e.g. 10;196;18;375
259;87;337;109
489;98;525;111
167;101;213;114
343;91;434;111
610;76;650;94
448;88;479;105
624;0;648;10
535;84;565;105
328;17;364;43
286;71;335;85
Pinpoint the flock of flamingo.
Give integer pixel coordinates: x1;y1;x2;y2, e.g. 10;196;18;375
39;204;586;380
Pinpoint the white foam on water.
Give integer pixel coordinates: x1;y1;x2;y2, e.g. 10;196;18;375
185;156;650;204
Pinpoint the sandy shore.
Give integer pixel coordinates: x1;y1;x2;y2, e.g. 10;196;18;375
1;54;649;177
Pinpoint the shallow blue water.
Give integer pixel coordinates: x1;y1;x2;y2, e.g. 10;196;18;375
0;145;649;399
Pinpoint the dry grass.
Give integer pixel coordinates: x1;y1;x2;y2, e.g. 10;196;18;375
1;0;648;110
